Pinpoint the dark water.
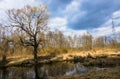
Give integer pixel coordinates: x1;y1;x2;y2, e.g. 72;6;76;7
0;62;88;79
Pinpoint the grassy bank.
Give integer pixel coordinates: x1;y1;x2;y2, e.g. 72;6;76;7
0;48;120;67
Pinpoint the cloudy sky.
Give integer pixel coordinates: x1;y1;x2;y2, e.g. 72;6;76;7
0;0;120;37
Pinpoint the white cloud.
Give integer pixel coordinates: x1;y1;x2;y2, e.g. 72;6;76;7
63;29;87;36
65;0;80;13
48;17;87;36
48;17;67;31
91;26;120;37
0;0;39;22
91;10;120;37
47;0;87;36
91;26;113;37
113;10;120;19
0;0;38;10
102;10;120;27
112;11;120;27
48;13;118;37
63;0;86;22
115;26;120;33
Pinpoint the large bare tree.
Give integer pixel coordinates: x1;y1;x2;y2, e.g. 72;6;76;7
7;4;49;64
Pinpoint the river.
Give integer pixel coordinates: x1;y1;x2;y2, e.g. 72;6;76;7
0;62;102;79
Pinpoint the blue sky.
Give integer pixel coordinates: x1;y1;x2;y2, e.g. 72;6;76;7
0;0;120;37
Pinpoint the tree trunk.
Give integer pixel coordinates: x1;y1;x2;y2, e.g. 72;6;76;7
33;46;38;65
2;54;7;65
33;45;39;79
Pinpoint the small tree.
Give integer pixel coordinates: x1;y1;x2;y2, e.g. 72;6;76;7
7;4;49;64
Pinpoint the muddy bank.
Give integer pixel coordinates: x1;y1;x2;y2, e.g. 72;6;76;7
73;54;120;67
50;66;120;79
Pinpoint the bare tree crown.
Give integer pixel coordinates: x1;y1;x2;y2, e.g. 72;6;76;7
7;4;49;47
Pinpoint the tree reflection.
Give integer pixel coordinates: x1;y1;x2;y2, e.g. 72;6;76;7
0;62;84;79
34;64;49;79
34;64;39;79
2;67;7;79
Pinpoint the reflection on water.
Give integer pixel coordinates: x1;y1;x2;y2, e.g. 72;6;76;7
0;62;87;79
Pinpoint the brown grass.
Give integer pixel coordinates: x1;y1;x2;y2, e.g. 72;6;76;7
0;48;120;67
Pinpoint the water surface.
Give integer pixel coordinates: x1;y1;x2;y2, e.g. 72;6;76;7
0;62;89;79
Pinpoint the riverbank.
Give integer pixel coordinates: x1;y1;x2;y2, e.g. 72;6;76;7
0;48;120;67
50;66;120;79
0;49;120;79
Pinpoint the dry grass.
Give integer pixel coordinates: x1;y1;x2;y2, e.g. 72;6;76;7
49;48;120;61
0;48;119;60
0;48;120;66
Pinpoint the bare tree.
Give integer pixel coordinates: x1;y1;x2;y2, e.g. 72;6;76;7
0;24;13;65
81;32;92;50
7;4;49;64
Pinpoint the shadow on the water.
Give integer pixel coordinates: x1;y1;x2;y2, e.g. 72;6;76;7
0;64;48;79
34;64;48;79
34;64;39;79
1;67;7;79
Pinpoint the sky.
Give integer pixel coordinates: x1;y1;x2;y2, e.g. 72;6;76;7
0;0;120;37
